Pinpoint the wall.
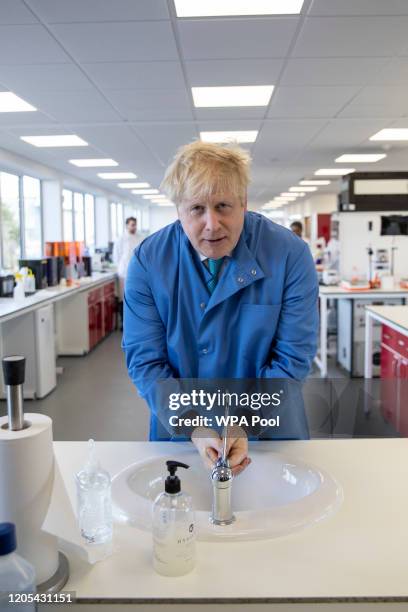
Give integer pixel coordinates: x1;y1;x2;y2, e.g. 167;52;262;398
334;211;408;279
286;193;337;218
95;196;110;247
148;206;178;234
42;180;63;242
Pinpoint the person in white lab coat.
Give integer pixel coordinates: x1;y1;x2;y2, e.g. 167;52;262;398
113;216;142;329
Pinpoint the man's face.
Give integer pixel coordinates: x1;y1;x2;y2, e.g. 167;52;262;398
127;220;137;234
178;190;246;259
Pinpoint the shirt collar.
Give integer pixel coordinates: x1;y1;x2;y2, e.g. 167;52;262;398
196;248;232;262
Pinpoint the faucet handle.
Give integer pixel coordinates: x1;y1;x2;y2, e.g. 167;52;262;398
211;459;233;483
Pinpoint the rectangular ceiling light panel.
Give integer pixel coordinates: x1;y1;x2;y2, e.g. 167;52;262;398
335;154;386;163
300;180;331;186
193;86;273;107
370;129;408;141
21;135;88;147
131;189;159;195
0;92;36;112
118;182;150;189
70;159;118;167
289;186;317;192
175;0;304;17
315;168;355;176
98;172;137;179
200;130;258;143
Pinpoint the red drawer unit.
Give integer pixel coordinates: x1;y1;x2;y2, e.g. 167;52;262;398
102;281;116;335
380;323;408;435
381;325;399;352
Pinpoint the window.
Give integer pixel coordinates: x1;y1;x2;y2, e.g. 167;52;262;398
74;192;84;242
110;202;117;241
117;203;124;235
84;194;95;250
0;171;21;270
62;189;73;241
135;209;142;229
22;175;42;258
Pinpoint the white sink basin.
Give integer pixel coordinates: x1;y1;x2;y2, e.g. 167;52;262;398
112;447;343;541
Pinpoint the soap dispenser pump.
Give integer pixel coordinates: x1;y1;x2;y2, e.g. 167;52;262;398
152;461;195;576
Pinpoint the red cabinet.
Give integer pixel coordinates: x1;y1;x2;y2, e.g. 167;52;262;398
88;287;103;350
381;324;408;435
103;281;116;335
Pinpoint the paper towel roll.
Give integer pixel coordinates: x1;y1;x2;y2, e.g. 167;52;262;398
0;412;59;584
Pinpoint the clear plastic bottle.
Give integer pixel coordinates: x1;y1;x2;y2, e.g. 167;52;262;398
152;461;196;577
75;439;113;545
0;522;36;612
13;274;25;303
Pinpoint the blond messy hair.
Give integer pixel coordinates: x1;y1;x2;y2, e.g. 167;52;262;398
160;140;251;206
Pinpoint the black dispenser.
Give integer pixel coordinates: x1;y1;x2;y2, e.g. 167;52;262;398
165;460;189;494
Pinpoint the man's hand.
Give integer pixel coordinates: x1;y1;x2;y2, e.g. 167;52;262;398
191;426;251;476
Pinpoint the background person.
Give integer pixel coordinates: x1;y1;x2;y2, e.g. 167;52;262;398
290;220;303;238
113;216;141;330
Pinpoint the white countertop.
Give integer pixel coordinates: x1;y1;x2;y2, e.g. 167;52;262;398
0;271;117;322
319;285;408;297
51;439;408;603
366;305;408;336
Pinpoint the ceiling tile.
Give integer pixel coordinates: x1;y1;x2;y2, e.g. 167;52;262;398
267;86;358;118
293;16;408;57
76;125;163;167
308;0;408;16
0;25;70;64
308;118;391;149
51;22;178;62
280;57;389;86
195;108;266;121
370;57;408;85
104;89;194;121
26;0;169;22
178;18;299;60
133;123;198;166
197;119;262;132
0;1;39;24
0;63;93;93
338;86;408;118
24;90;121;122
184;59;283;86
83;61;185;90
0;110;57;127
253;119;326;160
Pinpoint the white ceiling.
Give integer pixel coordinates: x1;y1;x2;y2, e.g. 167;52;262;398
0;0;407;207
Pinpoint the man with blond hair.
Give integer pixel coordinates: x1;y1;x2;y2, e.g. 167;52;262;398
123;141;318;474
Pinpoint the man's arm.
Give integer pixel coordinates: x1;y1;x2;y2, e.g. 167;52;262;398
122;245;175;413
259;241;319;380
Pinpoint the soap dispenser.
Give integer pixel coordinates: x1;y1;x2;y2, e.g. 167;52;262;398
152;461;195;576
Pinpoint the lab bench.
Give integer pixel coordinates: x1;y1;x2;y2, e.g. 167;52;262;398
0;272;117;399
39;439;408;610
316;285;408;377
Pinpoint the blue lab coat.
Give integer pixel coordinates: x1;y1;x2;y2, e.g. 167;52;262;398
123;211;318;440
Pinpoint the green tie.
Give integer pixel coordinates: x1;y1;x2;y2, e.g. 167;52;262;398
207;258;224;294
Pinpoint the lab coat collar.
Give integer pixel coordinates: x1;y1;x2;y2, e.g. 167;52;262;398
179;218;265;313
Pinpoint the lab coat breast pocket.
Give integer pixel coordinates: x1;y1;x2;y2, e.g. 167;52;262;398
239;303;282;372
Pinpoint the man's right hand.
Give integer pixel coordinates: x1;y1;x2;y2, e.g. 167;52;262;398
191;426;251;476
191;426;223;469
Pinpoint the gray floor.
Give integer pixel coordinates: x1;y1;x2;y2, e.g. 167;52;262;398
0;331;398;440
0;331;150;441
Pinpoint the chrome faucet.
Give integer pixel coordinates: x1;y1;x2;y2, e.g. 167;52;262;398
210;395;235;525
